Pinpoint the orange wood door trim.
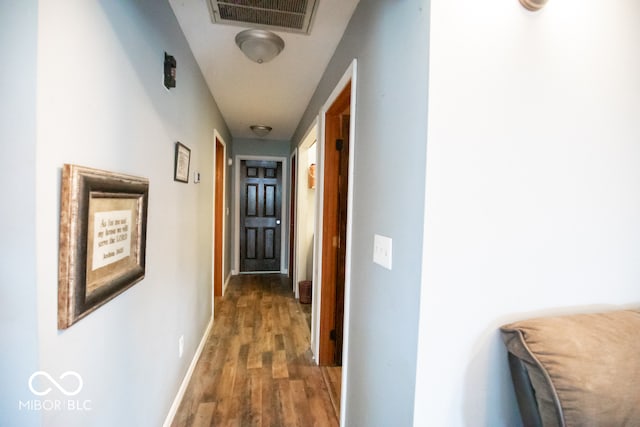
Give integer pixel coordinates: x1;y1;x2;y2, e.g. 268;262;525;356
318;82;351;365
214;138;224;296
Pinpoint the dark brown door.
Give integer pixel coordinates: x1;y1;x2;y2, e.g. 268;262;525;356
240;160;282;272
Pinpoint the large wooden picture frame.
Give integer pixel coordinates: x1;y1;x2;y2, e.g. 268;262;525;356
58;164;149;329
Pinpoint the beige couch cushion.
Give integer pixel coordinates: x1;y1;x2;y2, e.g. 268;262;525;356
501;309;640;427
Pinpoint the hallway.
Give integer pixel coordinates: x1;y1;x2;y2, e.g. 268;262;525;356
171;275;339;427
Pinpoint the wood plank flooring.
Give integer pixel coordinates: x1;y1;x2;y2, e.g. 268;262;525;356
320;367;341;419
171;274;339;427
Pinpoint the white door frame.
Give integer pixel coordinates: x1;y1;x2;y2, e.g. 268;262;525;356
289;148;297;294
234;154;288;274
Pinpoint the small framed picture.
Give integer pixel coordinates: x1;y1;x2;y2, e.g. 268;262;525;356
58;164;149;329
174;142;191;183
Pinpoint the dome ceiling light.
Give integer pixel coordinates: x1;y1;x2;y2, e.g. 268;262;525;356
235;29;285;64
250;125;273;138
519;0;548;11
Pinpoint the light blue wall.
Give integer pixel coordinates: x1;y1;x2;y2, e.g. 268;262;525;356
18;1;231;426
293;1;430;425
233;137;291;158
0;1;41;426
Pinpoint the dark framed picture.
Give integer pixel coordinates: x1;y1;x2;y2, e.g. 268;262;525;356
58;164;149;329
174;142;191;183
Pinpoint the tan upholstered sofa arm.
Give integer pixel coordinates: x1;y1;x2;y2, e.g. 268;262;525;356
501;309;640;427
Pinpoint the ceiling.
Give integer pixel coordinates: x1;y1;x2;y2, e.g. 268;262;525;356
168;0;360;141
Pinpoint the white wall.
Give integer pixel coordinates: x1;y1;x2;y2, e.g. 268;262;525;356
0;1;41;426
31;1;231;426
302;143;317;282
296;134;317;287
415;0;640;425
294;129;317;349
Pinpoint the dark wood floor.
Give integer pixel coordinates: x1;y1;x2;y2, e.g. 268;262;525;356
171;274;340;427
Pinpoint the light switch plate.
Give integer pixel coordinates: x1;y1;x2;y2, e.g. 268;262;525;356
373;234;392;270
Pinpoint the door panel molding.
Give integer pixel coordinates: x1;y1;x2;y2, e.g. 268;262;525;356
239;160;282;272
234;155;288;274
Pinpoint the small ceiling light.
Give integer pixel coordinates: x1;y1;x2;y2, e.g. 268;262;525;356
519;0;548;11
250;125;272;137
235;29;285;64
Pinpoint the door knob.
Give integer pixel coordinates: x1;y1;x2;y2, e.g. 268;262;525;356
276;220;281;225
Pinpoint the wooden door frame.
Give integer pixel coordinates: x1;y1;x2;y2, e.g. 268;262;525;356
212;130;227;305
214;135;225;298
313;60;357;425
318;81;351;365
234;155;288;274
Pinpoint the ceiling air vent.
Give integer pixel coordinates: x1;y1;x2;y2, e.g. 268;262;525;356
208;0;319;35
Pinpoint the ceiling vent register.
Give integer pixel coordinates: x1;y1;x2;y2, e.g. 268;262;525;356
208;0;318;34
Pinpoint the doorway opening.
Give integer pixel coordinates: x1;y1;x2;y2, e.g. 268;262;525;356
213;134;226;298
234;155;288;274
312;60;356;425
318;81;351;366
293;125;318;301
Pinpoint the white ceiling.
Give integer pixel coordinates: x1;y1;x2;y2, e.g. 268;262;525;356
168;0;360;141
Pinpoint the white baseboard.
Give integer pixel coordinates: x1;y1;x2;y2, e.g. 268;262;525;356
223;272;231;295
162;317;213;427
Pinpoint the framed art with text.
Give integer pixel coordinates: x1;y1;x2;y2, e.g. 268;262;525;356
58;164;149;329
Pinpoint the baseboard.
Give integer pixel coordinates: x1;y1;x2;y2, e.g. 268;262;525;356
162;316;213;427
223;272;232;295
